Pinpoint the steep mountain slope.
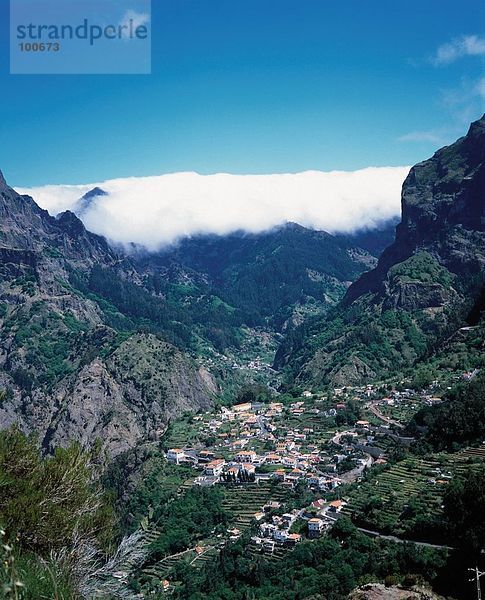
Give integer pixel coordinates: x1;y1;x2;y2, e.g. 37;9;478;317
346;116;484;304
277;115;485;387
0;173;214;456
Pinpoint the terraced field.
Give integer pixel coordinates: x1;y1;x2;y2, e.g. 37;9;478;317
341;449;484;535
138;481;293;590
247;541;290;562
164;416;205;448
141;547;197;582
222;481;290;530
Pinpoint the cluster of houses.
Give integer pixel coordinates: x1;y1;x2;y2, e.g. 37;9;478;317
249;498;348;554
252;507;304;553
167;397;381;491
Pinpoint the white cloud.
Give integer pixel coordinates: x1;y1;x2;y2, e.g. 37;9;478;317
476;77;485;99
118;9;150;39
397;130;446;144
431;34;485;66
16;168;409;252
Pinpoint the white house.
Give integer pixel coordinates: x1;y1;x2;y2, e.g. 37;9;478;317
308;518;325;538
167;448;185;464
240;462;256;475
235;450;257;463
205;459;226;477
273;529;288;543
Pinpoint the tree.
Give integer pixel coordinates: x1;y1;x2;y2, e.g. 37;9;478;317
0;426;114;554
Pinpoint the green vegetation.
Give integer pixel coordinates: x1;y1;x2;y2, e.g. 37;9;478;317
341;450;484;540
443;466;485;553
277;300;432;387
170;518;447;600
276;252;480;389
149;487;228;560
103;447;195;532
410;372;485;451
388;252;454;288
70;265;245;352
0;301;112;391
0;427;115;599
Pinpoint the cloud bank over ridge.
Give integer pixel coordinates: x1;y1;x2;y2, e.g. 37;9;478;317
17;167;409;251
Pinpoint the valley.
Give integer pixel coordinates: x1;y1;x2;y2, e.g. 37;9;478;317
0;115;483;599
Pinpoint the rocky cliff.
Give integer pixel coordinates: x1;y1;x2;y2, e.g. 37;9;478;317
345;115;485;305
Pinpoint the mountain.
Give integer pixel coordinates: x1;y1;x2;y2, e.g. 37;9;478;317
72;186;108;217
345;116;484;305
0;173;214;456
276;115;485;387
4;110;481;456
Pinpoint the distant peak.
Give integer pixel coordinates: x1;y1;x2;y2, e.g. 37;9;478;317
81;187;108;201
0;170;7;187
73;187;108;217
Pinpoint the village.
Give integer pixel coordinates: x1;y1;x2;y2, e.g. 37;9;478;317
163;381;445;555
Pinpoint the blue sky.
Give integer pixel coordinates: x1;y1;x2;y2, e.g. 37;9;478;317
0;0;484;186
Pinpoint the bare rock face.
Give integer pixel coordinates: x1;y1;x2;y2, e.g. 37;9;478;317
349;583;445;600
0;329;215;458
44;335;215;456
383;280;456;311
45;359;141;456
0;330;215;457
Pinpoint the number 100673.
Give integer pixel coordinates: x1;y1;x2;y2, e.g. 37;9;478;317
19;42;60;52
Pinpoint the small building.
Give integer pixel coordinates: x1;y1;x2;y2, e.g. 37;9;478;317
167;448;185;464
273;529;288;543
233;402;252;413
241;462;256;475
205;459;225;477
265;453;282;464
286;533;302;546
226;465;240;477
281;512;297;528
273;469;286;481
263;501;281;512
328;500;346;513
308;518;325;538
306;474;324;487
260;522;277;537
235;450;257;463
198;449;215;462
